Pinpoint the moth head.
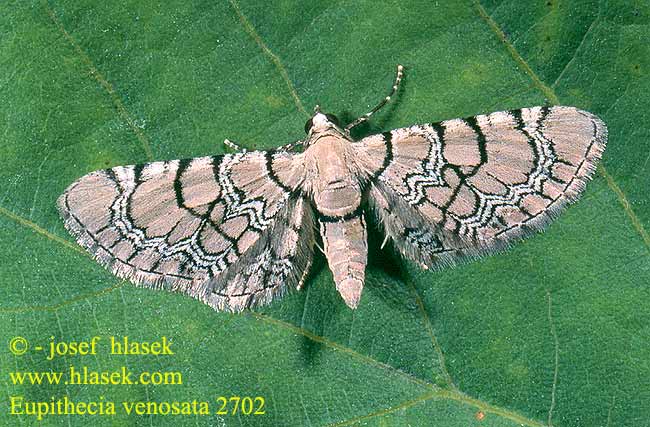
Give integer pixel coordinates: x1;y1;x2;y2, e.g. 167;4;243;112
304;108;341;134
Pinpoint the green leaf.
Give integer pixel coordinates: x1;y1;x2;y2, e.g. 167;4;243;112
1;0;648;426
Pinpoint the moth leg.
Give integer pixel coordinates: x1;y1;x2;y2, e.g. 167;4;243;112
380;234;390;250
277;140;304;151
223;138;247;152
345;64;404;132
224;138;303;152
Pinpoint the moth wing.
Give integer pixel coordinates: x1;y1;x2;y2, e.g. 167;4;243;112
58;151;313;311
354;106;606;268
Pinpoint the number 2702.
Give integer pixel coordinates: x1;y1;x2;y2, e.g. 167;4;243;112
215;396;265;415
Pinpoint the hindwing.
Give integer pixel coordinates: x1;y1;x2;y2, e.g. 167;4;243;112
58;151;312;311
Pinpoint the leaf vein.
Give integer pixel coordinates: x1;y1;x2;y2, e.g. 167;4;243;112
546;290;560;427
0;205;87;257
44;0;155;161
552;0;602;89
0;282;125;313
326;390;438;427
474;0;650;255
251;312;545;427
404;277;457;390
228;0;309;117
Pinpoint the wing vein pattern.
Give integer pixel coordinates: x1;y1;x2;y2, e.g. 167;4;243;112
355;106;606;269
58;152;314;311
59;105;606;310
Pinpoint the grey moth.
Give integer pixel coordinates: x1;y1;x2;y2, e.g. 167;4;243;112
58;66;607;311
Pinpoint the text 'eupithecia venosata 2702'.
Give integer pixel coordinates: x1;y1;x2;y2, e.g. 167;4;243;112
58;65;606;312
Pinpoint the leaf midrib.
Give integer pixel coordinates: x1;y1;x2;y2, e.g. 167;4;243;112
0;239;544;427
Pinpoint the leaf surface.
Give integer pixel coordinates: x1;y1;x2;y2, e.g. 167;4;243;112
1;1;649;425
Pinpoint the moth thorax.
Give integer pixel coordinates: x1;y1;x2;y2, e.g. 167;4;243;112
312;113;330;129
308;112;341;132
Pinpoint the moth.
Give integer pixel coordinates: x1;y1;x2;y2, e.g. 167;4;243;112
58;65;607;311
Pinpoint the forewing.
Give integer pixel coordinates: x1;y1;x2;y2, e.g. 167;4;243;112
58;151;313;311
354;106;607;268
